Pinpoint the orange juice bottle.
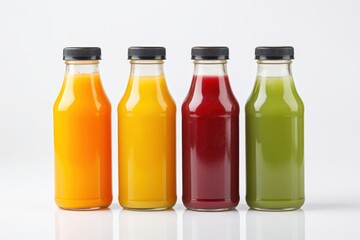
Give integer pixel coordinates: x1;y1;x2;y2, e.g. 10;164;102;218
118;47;176;210
54;47;112;210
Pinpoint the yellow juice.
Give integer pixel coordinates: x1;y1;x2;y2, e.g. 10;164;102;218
118;74;176;209
54;72;112;209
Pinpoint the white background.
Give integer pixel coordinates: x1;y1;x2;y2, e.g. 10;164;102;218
0;0;359;239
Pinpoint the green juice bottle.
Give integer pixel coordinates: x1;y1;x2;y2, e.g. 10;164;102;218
245;46;304;211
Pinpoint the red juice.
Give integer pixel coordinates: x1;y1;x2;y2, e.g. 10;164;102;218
182;74;239;210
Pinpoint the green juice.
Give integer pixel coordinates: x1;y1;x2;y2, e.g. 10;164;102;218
245;76;304;210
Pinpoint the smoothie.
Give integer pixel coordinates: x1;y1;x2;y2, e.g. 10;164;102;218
182;73;239;210
246;76;304;210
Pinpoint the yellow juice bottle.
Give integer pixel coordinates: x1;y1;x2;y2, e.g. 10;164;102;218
54;47;112;210
118;47;176;210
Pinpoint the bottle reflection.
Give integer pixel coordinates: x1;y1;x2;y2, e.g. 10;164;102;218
55;208;113;240
119;209;177;240
183;210;240;240
246;210;305;240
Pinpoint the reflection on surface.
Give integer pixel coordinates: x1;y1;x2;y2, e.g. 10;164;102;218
55;208;113;240
119;209;177;240
183;210;240;240
246;209;304;240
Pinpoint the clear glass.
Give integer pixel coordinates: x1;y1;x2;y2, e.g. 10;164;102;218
118;60;177;210
256;60;293;77
182;60;240;211
53;60;112;210
193;60;228;75
130;59;165;76
245;60;304;211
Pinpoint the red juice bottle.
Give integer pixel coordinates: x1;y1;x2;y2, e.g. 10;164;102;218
182;46;239;211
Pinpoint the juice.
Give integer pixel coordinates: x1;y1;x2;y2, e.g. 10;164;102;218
246;76;304;210
54;72;112;209
118;74;176;209
182;75;239;210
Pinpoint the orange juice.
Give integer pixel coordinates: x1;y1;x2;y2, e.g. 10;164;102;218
118;47;176;210
54;49;112;210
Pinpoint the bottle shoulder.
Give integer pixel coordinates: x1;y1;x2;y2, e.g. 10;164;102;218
245;92;304;114
246;76;304;114
182;94;239;115
118;93;176;114
118;75;176;113
53;87;111;112
183;75;239;114
54;94;111;113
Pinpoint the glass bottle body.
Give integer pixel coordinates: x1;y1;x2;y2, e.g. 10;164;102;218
54;61;112;210
118;60;176;210
182;60;240;211
245;60;304;210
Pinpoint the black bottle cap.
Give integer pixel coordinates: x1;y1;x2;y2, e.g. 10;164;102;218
191;46;229;60
128;47;166;60
63;47;101;60
255;46;294;60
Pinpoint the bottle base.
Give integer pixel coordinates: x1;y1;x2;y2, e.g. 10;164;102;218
119;198;176;211
186;206;235;212
250;206;301;212
122;206;172;212
55;197;112;210
183;198;239;211
246;197;304;211
59;206;108;211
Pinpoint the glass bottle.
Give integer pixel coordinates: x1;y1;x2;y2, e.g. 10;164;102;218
54;47;112;210
118;47;176;210
245;46;304;211
182;47;239;211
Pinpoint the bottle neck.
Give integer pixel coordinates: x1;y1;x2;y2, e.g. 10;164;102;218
256;60;292;78
130;60;164;77
193;60;228;76
65;60;99;75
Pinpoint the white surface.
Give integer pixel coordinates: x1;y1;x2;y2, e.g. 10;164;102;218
1;203;360;239
1;0;360;239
